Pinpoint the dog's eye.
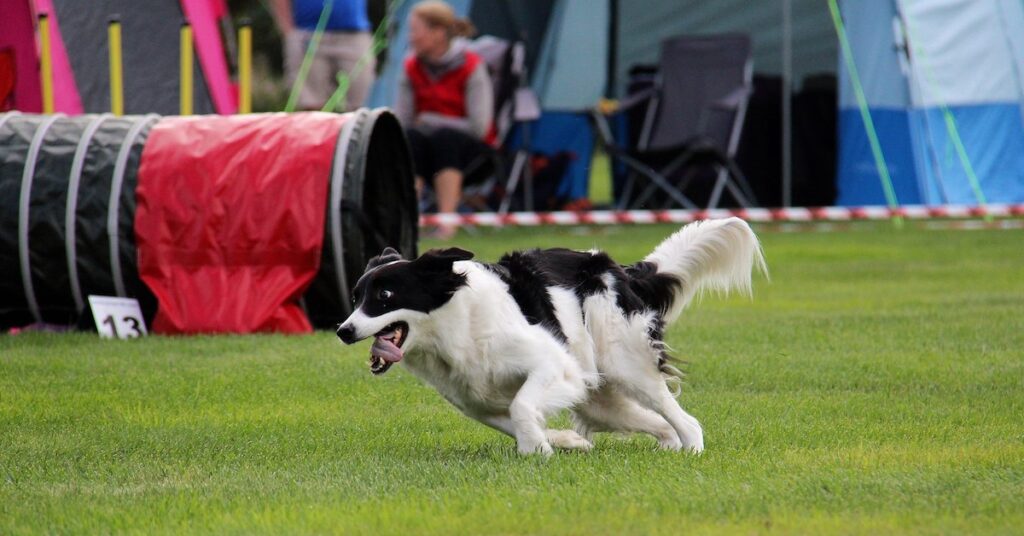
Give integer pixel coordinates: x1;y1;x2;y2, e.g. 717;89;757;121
378;289;393;300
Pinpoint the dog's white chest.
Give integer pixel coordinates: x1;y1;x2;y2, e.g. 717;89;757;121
403;348;524;415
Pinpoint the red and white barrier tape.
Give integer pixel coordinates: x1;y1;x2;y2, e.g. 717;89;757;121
419;204;1024;228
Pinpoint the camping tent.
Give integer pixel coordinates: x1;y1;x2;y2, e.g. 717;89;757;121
0;0;237;115
837;0;1024;206
371;0;1024;207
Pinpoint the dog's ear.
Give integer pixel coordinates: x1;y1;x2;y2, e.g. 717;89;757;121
413;247;474;273
365;246;403;271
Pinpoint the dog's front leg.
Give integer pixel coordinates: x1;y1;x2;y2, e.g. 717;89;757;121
470;412;592;451
470;413;516;437
508;368;565;456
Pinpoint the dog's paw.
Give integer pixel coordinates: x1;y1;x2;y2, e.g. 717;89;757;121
546;429;593;451
675;421;704;454
657;430;703;453
658;435;683;451
659;439;703;454
680;436;704;454
517;440;554;456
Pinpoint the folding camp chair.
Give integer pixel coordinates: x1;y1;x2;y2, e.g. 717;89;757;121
463;36;541;214
593;34;759;210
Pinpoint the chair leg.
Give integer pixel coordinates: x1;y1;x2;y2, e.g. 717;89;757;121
722;174;751;207
631;170;698;209
499;150;530;215
661;167;699;209
523;158;534;212
616;173;638;211
612;152;698;210
708;165;754;209
633;181;658;208
724;158;760;206
707;167;730;209
628;162;709;209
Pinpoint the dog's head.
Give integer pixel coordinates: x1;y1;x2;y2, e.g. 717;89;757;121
336;246;474;374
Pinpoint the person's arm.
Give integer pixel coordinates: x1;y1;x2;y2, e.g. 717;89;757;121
269;0;294;35
464;62;494;139
416;112;472;133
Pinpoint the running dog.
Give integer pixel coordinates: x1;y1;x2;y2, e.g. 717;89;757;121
337;217;766;455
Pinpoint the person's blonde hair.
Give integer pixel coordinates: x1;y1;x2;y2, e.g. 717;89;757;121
411;1;477;38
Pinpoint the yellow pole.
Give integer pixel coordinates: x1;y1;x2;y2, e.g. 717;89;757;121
108;16;124;116
38;14;55;114
238;19;252;114
180;22;193;116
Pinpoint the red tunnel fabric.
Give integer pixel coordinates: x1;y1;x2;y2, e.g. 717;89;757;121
135;113;346;334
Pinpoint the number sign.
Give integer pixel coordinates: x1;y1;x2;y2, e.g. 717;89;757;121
88;296;147;339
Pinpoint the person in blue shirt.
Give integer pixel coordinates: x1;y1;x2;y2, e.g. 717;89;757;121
270;0;375;111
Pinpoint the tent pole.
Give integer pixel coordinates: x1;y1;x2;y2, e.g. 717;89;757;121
781;0;792;207
606;0;618;98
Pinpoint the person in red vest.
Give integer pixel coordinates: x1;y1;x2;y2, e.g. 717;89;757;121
394;0;493;240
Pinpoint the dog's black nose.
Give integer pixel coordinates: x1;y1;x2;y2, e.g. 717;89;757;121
336;324;357;344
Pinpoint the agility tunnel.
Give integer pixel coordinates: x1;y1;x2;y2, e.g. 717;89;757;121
0;109;416;333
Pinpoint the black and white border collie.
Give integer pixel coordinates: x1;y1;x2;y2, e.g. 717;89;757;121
337;218;766;455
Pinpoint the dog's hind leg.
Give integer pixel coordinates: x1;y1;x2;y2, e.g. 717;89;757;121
545;429;593;450
573;388;682;450
593;323;704;451
616;377;704;453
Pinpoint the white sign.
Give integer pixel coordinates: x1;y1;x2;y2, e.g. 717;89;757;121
88;296;147;339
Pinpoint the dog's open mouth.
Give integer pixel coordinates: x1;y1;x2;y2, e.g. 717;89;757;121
369;322;408;375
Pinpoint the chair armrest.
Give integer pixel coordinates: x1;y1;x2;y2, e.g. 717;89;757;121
513;88;541;122
594;86;658;116
617;86;658;112
709;85;752;111
590;86;658;151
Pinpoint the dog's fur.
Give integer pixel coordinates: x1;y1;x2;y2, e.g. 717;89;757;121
337;218;766;455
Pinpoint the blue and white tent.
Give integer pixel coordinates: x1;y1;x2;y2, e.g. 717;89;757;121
838;0;1024;205
371;0;1024;207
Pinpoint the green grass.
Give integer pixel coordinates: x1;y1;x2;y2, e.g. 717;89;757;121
589;149;613;206
2;223;1023;534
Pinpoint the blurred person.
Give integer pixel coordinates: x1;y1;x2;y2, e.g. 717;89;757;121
395;0;493;240
271;0;375;111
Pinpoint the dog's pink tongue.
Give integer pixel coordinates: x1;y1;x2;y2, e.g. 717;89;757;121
371;337;403;363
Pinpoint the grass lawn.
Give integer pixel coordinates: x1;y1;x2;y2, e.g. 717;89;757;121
2;222;1023;534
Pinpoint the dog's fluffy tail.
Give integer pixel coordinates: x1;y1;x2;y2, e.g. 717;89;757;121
645;217;767;325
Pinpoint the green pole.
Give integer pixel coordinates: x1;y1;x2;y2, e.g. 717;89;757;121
285;0;334;112
827;0;902;226
322;0;403;112
898;10;991;221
